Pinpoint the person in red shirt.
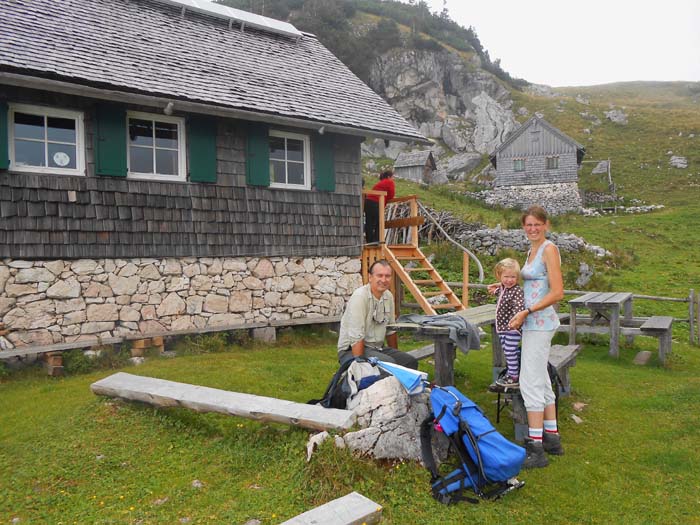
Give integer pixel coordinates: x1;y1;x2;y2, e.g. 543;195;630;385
364;169;396;243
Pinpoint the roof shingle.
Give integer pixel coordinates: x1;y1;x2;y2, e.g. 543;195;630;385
0;0;424;142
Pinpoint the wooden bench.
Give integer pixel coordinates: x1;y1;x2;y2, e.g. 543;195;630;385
280;491;382;525
495;344;581;442
639;315;673;364
0;316;342;375
91;372;356;432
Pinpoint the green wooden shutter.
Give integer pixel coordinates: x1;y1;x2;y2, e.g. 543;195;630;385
188;117;217;183
0;101;8;170
94;104;127;177
314;134;335;192
246;122;270;187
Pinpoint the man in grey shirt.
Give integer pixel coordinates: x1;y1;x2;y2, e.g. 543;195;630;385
337;260;418;369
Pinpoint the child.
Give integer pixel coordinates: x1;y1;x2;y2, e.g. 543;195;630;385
489;258;526;391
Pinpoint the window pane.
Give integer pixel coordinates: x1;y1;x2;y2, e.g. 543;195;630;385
14;112;45;140
129;119;153;147
48;143;77;169
47;117;76;143
155;122;178;149
270;159;286;184
286;138;304;162
155;149;178;175
130;146;153;173
287;161;305;185
269;136;286;160
14;139;45;167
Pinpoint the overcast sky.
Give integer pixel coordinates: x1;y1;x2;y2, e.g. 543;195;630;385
420;0;700;87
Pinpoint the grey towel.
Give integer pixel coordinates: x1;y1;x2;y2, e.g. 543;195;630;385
397;313;481;353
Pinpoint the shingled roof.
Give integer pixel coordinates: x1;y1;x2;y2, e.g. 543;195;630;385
0;0;424;142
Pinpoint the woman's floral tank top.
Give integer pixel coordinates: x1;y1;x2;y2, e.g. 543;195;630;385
521;240;560;331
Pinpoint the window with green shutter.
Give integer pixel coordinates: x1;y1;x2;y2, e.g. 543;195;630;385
0;101;8;170
246;122;270;187
314;134;335;192
95;104;127;177
188;117;217;183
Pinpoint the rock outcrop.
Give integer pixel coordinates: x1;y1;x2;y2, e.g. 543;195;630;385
365;48;517;181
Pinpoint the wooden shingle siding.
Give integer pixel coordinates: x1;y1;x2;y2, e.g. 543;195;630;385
0;101;8;170
495;153;579;187
493;117;584;188
0;91;363;259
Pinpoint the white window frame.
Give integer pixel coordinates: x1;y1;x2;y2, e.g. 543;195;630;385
8;103;86;176
126;111;186;182
513;158;525;172
269;130;311;190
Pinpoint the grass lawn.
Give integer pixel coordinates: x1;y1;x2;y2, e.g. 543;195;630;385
1;326;699;524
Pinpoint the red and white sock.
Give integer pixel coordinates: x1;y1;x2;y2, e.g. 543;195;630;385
544;420;559;434
528;428;543;441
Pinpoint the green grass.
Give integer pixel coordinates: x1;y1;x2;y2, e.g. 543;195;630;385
1;328;699;524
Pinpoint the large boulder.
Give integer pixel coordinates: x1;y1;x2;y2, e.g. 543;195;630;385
339;377;432;461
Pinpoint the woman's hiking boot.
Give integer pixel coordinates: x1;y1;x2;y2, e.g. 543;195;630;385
543;432;564;455
522;438;549;469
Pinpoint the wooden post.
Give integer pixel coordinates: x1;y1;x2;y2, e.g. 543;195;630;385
409;196;418;247
689;289;695;345
462;251;469;308
696;289;700;346
44;352;64;377
378;193;385;245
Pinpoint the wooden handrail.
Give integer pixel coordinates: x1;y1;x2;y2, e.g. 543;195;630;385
387;194;418;204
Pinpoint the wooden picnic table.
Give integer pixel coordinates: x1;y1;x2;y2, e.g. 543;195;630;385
388;304;498;386
568;291;633;357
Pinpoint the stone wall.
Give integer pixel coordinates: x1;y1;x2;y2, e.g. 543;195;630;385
0;256;362;350
466;182;583;216
456;226;609;258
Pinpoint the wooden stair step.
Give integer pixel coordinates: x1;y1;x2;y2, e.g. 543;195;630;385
423;291;456;297
395;256;425;261
403;267;433;272
413;279;442;285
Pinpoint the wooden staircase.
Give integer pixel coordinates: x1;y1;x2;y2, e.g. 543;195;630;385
362;191;468;315
383;244;465;315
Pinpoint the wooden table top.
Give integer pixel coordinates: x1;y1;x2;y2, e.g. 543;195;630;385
569;291;633;307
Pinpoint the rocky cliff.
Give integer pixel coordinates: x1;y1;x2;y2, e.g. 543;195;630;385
364;48;518;182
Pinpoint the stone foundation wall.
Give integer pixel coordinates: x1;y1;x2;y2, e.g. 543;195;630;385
467;182;583;216
0;256;362;350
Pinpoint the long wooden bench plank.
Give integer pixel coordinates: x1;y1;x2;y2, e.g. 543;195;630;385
91;372;356;431
548;344;581;372
0;316;342;361
280;492;382;525
406;344;435;360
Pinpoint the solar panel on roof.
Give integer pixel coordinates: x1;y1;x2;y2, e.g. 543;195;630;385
154;0;303;39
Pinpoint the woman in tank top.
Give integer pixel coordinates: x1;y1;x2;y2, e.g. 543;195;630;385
506;206;564;469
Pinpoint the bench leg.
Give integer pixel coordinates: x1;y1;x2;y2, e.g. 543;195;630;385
609;308;620;358
510;393;528;443
491;325;505;382
44;352;64;377
659;331;672;364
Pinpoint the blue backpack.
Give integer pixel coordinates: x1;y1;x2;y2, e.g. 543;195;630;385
420;385;526;504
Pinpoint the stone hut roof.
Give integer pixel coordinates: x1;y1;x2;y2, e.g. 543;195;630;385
394;150;437;169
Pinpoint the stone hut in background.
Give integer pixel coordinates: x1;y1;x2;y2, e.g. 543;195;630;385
488;116;586;214
394;150;436;184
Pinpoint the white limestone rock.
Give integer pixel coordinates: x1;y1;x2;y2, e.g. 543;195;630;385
156;293;186;317
46;278;81;299
15;268;56;284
